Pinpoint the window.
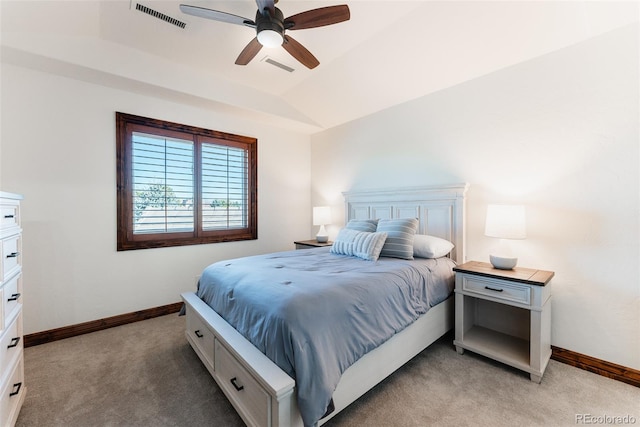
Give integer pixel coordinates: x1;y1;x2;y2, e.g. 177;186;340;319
116;112;257;250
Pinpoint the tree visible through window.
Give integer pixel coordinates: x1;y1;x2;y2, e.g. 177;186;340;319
116;113;257;250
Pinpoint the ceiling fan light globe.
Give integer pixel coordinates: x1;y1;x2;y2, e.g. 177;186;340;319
257;30;283;48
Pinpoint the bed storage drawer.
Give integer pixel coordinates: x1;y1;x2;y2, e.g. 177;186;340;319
215;339;270;427
461;275;531;306
185;306;214;370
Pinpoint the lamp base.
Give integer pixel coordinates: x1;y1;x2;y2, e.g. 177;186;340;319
490;254;518;270
316;224;328;243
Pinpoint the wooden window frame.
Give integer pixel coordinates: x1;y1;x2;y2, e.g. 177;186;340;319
116;112;257;251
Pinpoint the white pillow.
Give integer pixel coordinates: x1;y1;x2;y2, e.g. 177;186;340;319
413;234;454;259
330;228;388;261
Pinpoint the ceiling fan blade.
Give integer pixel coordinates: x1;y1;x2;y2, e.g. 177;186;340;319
256;0;275;15
284;5;350;30
180;4;256;28
282;35;319;69
235;38;263;65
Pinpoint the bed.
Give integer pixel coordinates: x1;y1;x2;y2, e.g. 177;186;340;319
181;184;468;427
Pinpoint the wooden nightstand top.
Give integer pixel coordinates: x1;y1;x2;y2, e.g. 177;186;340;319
294;239;333;248
454;261;554;286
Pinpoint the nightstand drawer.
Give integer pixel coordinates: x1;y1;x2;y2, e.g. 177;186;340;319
461;276;531;306
294;240;332;250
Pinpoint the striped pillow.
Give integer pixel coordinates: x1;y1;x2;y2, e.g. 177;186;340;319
345;219;379;233
376;218;419;260
330;228;388;261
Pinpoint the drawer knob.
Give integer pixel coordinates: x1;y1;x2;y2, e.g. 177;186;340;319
230;377;244;391
7;293;21;302
194;329;204;338
484;286;504;292
9;382;22;397
4;214;14;219
6;252;19;258
7;337;20;349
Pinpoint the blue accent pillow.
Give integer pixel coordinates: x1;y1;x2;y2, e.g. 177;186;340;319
330;228;388;261
345;219;379;233
376;218;419;260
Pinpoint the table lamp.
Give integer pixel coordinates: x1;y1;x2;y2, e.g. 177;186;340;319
484;204;526;269
313;206;331;243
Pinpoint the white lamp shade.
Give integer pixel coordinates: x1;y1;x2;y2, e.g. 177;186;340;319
313;206;331;226
485;204;526;240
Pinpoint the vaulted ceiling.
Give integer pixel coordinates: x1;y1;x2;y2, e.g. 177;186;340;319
1;1;637;133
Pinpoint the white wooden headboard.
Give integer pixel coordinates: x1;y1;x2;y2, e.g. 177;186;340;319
343;184;469;263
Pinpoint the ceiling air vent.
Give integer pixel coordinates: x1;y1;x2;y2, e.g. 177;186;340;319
133;2;186;29
262;57;295;73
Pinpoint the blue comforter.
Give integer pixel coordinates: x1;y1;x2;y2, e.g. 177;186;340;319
197;247;455;426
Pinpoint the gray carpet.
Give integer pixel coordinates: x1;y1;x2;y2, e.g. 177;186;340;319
16;314;639;427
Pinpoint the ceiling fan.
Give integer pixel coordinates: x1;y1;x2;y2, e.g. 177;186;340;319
179;1;350;69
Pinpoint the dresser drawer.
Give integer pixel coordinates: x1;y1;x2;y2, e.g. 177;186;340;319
461;275;531;306
1;236;21;283
186;308;214;370
0;315;22;379
0;204;19;232
215;339;270;427
2;275;21;327
0;357;24;427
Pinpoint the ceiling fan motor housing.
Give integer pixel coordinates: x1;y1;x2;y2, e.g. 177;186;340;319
256;7;284;39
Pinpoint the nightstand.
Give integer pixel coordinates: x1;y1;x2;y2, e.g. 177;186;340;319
294;240;333;250
453;261;554;383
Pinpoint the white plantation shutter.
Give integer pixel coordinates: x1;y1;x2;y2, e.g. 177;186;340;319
201;143;248;230
132;132;195;234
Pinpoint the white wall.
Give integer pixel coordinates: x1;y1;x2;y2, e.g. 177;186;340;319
0;63;312;335
311;25;639;370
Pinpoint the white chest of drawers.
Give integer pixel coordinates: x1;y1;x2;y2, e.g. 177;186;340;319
0;192;25;426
